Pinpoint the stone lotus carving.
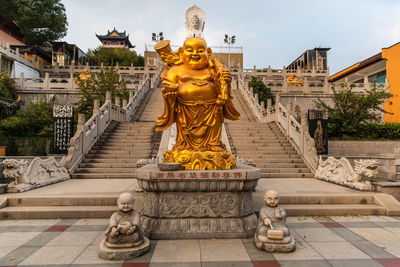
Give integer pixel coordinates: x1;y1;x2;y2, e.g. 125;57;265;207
315;156;379;191
1;157;69;192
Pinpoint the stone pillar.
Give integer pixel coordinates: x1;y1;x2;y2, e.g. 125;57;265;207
364;75;370;90
260;101;265;122
267;99;272;123
300;113;308;154
115;97;120;107
105;91;111;102
93;100;100;115
275;94;280;120
129;91;134;102
122;99;127;109
19;72;25;89
286;103;291;138
44;72;50;90
77;114;85;131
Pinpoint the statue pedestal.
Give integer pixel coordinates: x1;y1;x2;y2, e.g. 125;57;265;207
98;237;150;260
136;164;261;239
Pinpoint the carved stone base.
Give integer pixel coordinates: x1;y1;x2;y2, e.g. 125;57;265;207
254;233;296;253
142;214;257;239
136;164;261;239
98;238;150;260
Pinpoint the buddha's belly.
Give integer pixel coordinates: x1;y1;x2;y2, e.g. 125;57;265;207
178;80;218;101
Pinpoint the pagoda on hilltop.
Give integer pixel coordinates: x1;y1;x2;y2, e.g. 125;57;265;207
96;28;134;49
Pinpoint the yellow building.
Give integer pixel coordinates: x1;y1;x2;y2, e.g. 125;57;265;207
330;42;400;123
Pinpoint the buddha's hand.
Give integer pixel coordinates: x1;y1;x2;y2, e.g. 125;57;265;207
221;69;232;83
263;218;271;226
126;225;137;235
275;209;282;219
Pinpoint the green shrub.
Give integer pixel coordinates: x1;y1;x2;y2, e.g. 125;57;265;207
2;96;53;137
248;76;274;108
75;67;128;119
0;72;17;100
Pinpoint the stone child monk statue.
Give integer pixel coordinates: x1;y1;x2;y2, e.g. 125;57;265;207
254;190;295;252
104;193;144;248
154;37;240;170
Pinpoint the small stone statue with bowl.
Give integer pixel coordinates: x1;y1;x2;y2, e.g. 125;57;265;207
98;193;150;260
254;190;296;252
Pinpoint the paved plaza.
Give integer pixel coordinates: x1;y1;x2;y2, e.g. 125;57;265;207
0;216;400;266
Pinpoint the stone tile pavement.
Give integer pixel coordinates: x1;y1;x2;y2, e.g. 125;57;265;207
1;216;400;266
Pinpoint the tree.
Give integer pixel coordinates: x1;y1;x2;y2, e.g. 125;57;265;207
248;76;274;107
75;67;129;119
315;85;391;138
0;0;68;45
87;46;145;67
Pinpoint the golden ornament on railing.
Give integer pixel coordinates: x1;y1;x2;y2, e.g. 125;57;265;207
155;37;240;170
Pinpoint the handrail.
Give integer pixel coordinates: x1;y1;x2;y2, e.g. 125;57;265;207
64;67;162;173
237;75;319;173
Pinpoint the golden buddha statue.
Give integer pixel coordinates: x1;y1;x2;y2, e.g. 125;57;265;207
155;37;240;170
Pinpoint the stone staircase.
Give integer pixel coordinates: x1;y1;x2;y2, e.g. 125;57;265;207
71;86;164;179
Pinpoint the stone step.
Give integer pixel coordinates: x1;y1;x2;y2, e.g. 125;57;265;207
236;152;299;157
281;204;386;216
82;159;143;163
92;144;153;150
89;149;153;155
84;154;149;159
256;163;308;168
96;141;153;145
261;168;311;173
260;173;314;178
79;163;138;168
6;196;118;207
236;147;295;153
75;167;137;173
71;173;136;179
0;206;117;219
250;158;304;163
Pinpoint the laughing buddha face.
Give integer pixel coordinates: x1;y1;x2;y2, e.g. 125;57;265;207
180;37;210;70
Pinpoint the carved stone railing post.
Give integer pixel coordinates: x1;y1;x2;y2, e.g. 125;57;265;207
122;99;127;109
260;101;265;122
93;100;100;115
266;99;272;123
275;94;280;121
44;72;50;90
77;114;85;131
19;72;25;89
106;91;111;102
115;97;120;107
300;113;307;155
286;103;291;138
129;91;134;102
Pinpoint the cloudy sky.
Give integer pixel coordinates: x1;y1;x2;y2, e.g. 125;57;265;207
61;0;400;74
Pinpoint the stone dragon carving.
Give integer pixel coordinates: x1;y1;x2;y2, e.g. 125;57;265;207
1;156;70;192
315;156;379;191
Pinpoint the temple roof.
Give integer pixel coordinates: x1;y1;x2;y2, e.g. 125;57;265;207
96;28;134;48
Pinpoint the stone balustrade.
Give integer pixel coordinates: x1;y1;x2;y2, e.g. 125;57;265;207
64;71;157;173
0;43;36;70
39;63;158;77
237;76;319;173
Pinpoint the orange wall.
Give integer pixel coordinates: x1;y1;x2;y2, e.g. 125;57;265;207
383;43;400;123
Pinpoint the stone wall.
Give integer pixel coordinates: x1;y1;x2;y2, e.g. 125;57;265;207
327;140;400;180
279;93;334;118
